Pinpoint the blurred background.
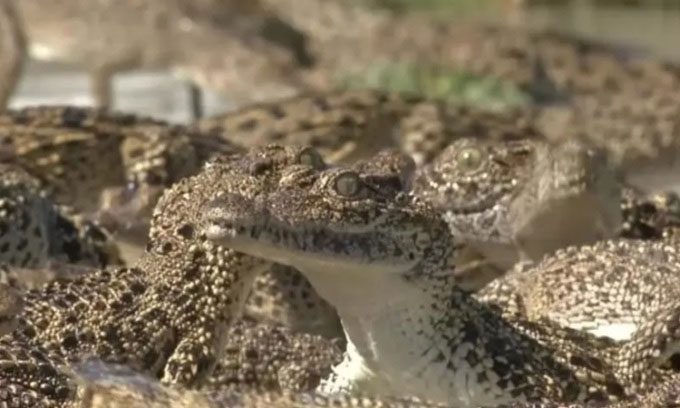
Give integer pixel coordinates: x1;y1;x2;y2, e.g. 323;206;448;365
8;0;680;123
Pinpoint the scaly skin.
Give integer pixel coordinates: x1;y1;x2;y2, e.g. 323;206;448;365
0;0;315;116
0;105;239;254
244;264;343;339
0;145;324;407
498;373;680;407
618;188;680;240
536;91;680;193
475;237;680;393
206;318;342;392
412;137;622;288
476;240;680;342
1;102;413;340
69;359;680;408
202;159;645;406
195;90;420;165
69;359;449;408
242;148;415;339
196;89;542;167
0;163;121;277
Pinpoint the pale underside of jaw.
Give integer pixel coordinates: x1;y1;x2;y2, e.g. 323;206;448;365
206;222;416;275
205;222;422;310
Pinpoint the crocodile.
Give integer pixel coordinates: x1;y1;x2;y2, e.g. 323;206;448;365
242;148;416;339
0;105;342;339
0;0;315;117
206;318;342;392
195;88;543;167
202;158;658;406
412;136;622;288
0;105;239;257
476;239;680;342
0;162;121;278
0;145;331;407
535;90;680;194
470;189;680;343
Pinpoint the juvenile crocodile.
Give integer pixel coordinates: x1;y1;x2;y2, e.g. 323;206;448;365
242;148;415;339
0;163;121;277
476;239;680;341
196;88;542;167
536;91;680;194
0;105;239;257
202;159;650;406
470;188;680;343
412;136;622;287
0;105;342;339
0;145;328;407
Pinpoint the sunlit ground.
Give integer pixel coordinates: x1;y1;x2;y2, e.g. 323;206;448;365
9;0;680;122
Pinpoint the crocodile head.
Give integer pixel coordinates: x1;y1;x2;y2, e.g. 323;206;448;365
203;152;452;312
413;136;621;268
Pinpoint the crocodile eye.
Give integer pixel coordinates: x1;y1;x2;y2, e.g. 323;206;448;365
334;172;362;197
296;147;326;169
456;147;483;172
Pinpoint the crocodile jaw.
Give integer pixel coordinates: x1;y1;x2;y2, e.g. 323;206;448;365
208;225;420;316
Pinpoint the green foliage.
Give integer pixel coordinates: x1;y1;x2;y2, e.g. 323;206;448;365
338;62;530;110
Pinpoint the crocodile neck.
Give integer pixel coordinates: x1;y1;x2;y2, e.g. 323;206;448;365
295;258;562;406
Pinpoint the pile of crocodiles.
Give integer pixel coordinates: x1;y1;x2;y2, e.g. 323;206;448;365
4;10;680;404
0;84;680;407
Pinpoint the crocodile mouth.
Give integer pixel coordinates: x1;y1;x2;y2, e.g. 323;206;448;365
203;201;418;275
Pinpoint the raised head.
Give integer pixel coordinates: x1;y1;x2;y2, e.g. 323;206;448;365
203;153;452;312
96;124;236;248
413;136;621;267
143;144;329;256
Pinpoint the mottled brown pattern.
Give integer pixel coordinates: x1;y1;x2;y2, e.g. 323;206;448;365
412;136;622;289
0;106;239;248
0;145;319;406
203;157;635;406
